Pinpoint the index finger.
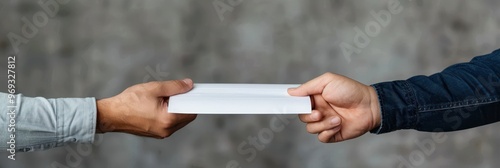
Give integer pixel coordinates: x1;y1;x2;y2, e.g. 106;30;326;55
288;73;336;96
299;110;323;123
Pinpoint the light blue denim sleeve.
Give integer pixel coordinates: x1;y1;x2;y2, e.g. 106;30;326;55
0;93;96;152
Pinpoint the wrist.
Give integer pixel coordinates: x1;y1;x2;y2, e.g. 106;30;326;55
96;98;116;133
367;86;381;131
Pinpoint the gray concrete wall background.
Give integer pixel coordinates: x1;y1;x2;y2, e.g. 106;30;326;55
0;0;499;167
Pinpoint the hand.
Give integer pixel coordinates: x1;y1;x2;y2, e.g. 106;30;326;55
288;73;381;143
96;79;197;139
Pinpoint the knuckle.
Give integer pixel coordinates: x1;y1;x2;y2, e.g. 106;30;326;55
323;72;336;79
318;136;329;143
130;83;153;93
143;81;157;88
323;72;333;77
161;118;175;127
158;115;175;127
148;81;161;86
150;81;163;91
306;125;311;133
306;125;315;134
159;131;172;138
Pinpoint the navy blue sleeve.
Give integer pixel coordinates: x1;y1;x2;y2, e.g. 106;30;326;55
371;49;500;134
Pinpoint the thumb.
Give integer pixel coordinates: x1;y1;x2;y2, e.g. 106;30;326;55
288;73;335;96
149;78;194;97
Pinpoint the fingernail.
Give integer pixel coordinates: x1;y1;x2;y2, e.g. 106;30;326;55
330;117;340;125
182;78;193;85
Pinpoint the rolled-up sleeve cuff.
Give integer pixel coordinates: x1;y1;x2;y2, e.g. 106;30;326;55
370;80;419;134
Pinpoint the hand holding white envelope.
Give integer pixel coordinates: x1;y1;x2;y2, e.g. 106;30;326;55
166;73;382;144
168;84;312;114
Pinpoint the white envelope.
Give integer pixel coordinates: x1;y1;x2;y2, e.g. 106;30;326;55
168;84;311;114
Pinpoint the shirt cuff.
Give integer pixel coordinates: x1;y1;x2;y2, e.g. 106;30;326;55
370;80;419;134
55;97;97;145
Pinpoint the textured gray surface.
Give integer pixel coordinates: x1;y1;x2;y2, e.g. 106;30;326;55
1;0;500;167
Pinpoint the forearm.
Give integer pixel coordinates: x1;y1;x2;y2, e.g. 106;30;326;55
371;49;500;134
0;93;96;152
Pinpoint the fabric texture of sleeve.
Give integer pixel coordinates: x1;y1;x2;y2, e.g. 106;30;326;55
371;49;500;134
0;93;97;152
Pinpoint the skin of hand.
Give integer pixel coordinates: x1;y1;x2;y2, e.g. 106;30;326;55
288;73;381;143
95;79;197;139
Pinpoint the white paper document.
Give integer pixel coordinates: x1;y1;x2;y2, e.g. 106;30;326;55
168;84;312;114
